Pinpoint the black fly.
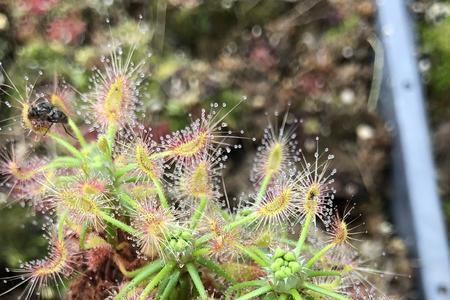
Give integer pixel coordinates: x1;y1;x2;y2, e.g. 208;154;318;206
27;98;74;137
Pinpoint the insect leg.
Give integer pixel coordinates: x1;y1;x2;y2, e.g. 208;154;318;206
62;123;76;139
43;123;54;137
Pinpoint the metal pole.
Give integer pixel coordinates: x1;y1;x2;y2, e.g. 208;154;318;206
376;0;450;299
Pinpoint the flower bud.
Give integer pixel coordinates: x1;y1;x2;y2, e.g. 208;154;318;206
97;135;110;156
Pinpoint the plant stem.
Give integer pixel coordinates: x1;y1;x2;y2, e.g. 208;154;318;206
307;270;342;277
160;269;180;300
55;175;78;184
79;223;88;249
254;171;272;206
116;190;139;209
40;157;82;170
186;263;208;300
302;282;350;300
57;211;68;243
192;248;210;257
114;163;137;178
106;123;118;150
305;243;335;269
119;176;141;184
236;244;269;267
196;257;235;283
236;285;273;300
226;280;266;297
139;261;176;300
195;212;258;247
177;274;190;299
105;222;118;246
250;247;270;264
294;212;313;256
98;211;139;236
113;254;157;278
49;132;84;161
68;118;87;148
149;150;173;159
191;195;208;229
157;277;170;298
278;294;287;300
151;175;169;209
290;289;303;300
195;233;213;246
115;259;163;300
225;212;257;231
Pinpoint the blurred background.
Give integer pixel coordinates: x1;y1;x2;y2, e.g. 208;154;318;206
0;0;448;299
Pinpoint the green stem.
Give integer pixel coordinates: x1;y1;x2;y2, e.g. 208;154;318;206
302;282;350;300
98;211;139;236
115;259;163;300
294;212;313;256
237;245;269;267
114;163;137;178
54;175;78;184
278;294;287;300
57;211;68;243
195;212;258;247
196;257;235;283
149;150;173;159
68;118;87;148
40;156;82;170
105;222;118;246
192;248;210;257
236;285;273;300
254;171;272;206
250;247;270;265
305;243;335;269
177;274;190;299
106;123;118;149
125;268;147;279
116;190;139;209
195;233;213;247
281;238;297;247
119;176;141;184
186;263;208;300
98;135;112;162
191;195;208;229
225;212;257;231
117;260;158;278
307;270;342;277
79;223;88;249
157;277;170;298
139;261;176;300
226;280;266;297
160;269;181;300
290;289;303;300
151;175;169;209
48;132;84;161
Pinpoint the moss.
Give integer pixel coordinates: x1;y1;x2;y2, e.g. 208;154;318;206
324;15;361;44
420;15;450;126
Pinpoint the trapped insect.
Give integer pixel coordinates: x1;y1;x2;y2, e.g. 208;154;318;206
27;98;73;137
0;24;402;300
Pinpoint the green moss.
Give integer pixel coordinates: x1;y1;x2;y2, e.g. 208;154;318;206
422;16;450;91
420;15;450;126
324;15;361;44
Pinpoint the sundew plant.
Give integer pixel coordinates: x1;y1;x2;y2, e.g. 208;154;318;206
0;39;383;300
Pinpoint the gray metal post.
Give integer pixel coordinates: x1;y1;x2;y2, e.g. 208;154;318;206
376;0;450;299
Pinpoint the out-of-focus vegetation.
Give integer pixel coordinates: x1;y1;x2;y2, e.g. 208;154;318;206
416;1;450;231
0;0;412;298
